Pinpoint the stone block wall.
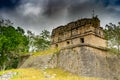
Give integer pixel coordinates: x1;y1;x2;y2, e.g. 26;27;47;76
20;54;57;69
55;47;120;80
20;46;120;80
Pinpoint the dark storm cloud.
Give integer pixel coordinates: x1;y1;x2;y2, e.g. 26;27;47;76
42;0;120;17
0;0;120;34
42;0;108;18
0;0;21;9
42;0;91;17
107;0;120;6
115;0;120;5
43;0;68;17
41;0;120;25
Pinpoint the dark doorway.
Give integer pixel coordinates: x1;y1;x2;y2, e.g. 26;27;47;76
67;41;70;45
80;38;84;43
55;44;58;47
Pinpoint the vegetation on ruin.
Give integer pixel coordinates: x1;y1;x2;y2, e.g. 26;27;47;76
32;48;60;56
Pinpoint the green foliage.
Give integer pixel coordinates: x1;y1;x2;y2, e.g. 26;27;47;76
0;19;29;70
105;22;120;54
0;18;51;70
27;30;50;52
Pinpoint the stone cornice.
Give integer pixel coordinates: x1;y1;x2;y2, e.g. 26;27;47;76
61;43;108;51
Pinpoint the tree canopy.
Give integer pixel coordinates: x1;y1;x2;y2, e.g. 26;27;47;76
0;18;51;70
105;22;120;54
27;30;50;52
0;19;29;70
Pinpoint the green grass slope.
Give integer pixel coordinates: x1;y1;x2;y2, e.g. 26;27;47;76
0;68;104;80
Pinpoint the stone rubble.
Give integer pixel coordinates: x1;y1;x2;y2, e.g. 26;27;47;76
42;66;56;79
0;72;17;80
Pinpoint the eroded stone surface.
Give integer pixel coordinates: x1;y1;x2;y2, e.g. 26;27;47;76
20;47;120;80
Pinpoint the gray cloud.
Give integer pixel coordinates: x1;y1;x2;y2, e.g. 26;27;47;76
0;0;120;34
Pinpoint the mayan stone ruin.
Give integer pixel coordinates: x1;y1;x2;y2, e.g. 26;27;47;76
51;16;107;50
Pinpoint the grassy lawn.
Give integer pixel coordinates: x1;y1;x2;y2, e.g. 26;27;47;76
0;68;104;80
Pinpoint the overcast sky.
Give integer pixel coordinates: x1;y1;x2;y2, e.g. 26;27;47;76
0;0;120;34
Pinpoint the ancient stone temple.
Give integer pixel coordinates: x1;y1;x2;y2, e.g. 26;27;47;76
20;17;120;80
51;16;107;49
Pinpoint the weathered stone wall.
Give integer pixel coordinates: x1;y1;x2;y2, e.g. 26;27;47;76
20;54;57;69
18;54;31;68
51;17;105;49
56;47;120;80
20;46;120;80
84;34;107;47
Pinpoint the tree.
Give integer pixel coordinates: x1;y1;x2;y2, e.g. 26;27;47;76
34;30;50;51
27;30;50;52
105;22;120;54
0;19;29;70
40;30;50;40
27;30;35;52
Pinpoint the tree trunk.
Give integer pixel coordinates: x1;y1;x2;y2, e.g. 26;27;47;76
2;57;5;70
118;45;119;54
0;62;6;71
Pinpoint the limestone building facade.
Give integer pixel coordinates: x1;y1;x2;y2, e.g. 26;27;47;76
51;17;107;49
